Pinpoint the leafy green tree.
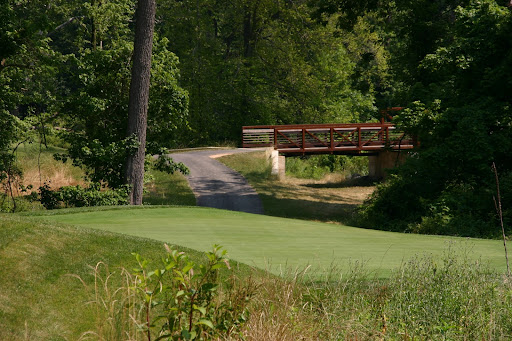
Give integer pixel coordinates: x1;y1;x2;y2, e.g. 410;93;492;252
157;0;377;144
55;42;189;188
360;0;512;237
45;0;189;189
0;0;189;196
0;0;67;208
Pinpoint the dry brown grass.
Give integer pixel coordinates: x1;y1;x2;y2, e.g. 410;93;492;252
257;176;375;224
22;167;85;190
11;143;86;196
229;270;324;341
274;175;374;207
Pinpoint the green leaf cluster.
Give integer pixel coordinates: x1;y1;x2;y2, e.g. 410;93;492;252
158;0;381;144
1;0;190;190
132;245;256;340
38;182;129;210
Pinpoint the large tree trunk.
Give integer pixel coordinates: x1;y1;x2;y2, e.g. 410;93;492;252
125;0;156;205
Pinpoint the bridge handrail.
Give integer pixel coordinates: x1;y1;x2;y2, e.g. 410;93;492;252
243;122;396;130
242;123;415;155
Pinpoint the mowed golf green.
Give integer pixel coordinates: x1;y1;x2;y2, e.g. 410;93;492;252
40;207;507;277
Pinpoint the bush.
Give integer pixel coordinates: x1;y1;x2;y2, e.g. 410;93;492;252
88;245;257;340
357;139;510;238
0;192;43;213
39;182;129;209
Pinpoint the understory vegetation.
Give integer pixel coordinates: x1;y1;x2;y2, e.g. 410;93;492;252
2;214;512;340
285;154;369;180
87;248;512;340
0;142;195;212
356;2;512;238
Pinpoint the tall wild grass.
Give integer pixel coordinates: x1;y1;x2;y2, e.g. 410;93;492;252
253;247;512;340
85;246;512;340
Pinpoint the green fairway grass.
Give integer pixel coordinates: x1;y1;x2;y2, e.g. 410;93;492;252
34;206;508;277
0;214;236;340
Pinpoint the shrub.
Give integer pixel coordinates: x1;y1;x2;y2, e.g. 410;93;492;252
87;245;257;340
0;192;43;213
39;182;129;209
133;245;256;340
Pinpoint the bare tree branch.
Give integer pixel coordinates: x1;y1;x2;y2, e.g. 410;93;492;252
47;16;82;36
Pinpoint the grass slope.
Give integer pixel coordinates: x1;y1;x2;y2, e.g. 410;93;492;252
0;214;236;340
32;206;508;277
144;170;196;206
4;209;512;340
15;143;85;190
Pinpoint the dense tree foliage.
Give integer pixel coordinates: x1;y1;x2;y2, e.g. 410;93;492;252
0;0;61;207
158;0;379;143
360;0;512;237
1;0;189;191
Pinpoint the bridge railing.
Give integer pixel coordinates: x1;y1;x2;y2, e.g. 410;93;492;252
243;123;414;155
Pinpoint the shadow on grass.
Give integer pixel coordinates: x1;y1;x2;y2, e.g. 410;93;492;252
302;176;378;189
259;194;359;225
218;152;372;225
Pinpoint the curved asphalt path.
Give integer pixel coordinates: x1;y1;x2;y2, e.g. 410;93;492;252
170;149;265;214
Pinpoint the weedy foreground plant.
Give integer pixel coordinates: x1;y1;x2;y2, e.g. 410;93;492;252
81;245;257;341
83;245;512;340
294;248;512;340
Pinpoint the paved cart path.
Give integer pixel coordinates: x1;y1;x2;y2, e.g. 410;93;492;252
170;149;265;214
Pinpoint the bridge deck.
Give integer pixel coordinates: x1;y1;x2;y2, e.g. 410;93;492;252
243;123;414;155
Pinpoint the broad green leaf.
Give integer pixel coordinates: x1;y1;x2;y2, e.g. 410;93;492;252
193;304;206;315
197;319;214;329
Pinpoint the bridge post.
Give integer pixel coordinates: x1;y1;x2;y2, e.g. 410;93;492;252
368;151;406;179
268;149;285;180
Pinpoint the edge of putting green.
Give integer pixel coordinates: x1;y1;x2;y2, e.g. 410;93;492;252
27;206;509;278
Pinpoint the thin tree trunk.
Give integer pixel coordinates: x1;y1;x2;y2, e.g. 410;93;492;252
91;0;97;50
125;0;156;205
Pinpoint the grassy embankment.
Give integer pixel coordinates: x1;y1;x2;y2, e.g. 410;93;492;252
143;169;196;206
4;208;512;340
0;213;255;340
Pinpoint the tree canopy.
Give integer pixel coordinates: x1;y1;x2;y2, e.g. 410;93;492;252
359;0;512;237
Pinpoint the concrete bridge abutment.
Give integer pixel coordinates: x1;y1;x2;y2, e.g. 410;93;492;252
266;148;285;180
368;150;407;179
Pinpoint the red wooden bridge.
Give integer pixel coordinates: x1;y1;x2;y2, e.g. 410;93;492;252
242;122;415;156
